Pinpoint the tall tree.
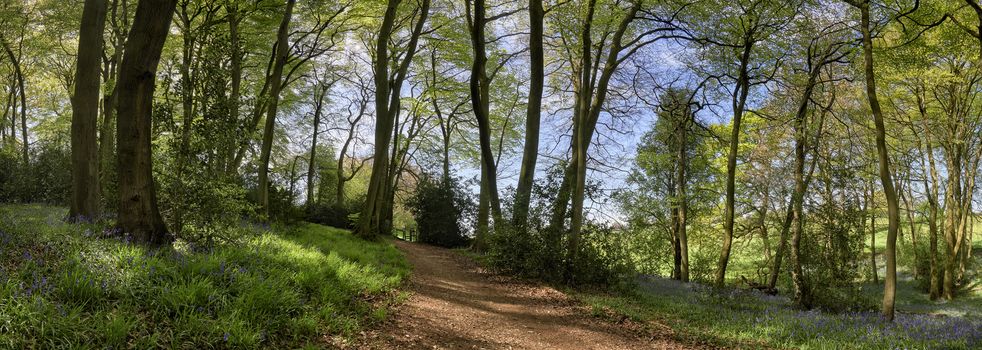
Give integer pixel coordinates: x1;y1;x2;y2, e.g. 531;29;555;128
512;0;544;227
706;0;797;287
467;0;504;245
356;0;431;238
256;0;296;217
70;0;109;221
115;0;178;245
0;35;27;164
562;0;676;281
843;0;900;321
306;80;329;209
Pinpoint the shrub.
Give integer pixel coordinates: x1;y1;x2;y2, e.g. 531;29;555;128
405;175;473;248
485;166;632;286
0;143;71;205
305;202;358;230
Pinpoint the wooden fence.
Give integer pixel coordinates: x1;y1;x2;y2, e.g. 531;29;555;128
394;227;418;242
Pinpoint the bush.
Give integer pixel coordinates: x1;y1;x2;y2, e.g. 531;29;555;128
305;202;358;230
799;200;869;311
485;165;632;286
405;175;473;248
0;144;71;205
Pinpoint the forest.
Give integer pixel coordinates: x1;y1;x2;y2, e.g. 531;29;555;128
0;0;980;348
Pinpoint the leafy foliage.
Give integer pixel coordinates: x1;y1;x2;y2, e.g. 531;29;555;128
405;175;473;248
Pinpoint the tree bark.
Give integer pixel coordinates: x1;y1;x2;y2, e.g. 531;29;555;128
871;202;879;283
0;37;27;164
512;0;544;227
852;0;900;320
716;39;754;287
225;0;243;174
100;0;126;198
306;83;326;208
567;0;641;282
70;0;109;221
257;0;296;217
116;0;178;245
468;0;503;229
356;0;430;238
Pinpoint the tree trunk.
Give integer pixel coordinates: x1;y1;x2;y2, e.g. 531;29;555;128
288;155;299;205
0;37;27;164
854;1;899;320
468;0;503;228
768;148;820;292
567;0;598;282
512;0;544;227
116;0;178;245
70;0;109;221
717;40;754;287
871;206;878;283
306;84;326;208
226;1;243;174
357;0;430;238
257;0;296;217
100;0;126;199
676;111;690;282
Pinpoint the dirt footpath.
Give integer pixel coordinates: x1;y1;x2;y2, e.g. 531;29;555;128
356;240;699;349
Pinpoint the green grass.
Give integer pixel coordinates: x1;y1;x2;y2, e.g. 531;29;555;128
575;278;980;350
0;204;410;349
571;217;982;349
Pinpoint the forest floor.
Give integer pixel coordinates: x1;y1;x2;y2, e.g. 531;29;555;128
354;240;702;350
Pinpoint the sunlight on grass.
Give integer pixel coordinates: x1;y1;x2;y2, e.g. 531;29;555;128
577;277;981;349
0;204;409;348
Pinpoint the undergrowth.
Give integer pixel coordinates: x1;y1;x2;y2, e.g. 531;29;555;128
0;204;409;349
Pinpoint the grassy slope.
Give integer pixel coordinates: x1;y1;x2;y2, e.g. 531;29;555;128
0;204;409;349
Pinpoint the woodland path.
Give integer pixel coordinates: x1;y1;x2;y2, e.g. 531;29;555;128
354;240;701;349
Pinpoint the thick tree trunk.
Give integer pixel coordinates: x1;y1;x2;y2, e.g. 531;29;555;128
256;0;296;217
70;0;109;221
566;0;598;282
116;0;178;245
357;0;430;238
512;0;544;227
356;0;400;238
468;0;503;229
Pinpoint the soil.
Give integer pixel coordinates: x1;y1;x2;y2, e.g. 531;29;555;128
350;240;704;350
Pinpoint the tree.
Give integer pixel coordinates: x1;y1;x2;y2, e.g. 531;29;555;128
306;78;330;209
843;0;901;321
512;0;544;227
256;0;296;217
356;0;431;238
692;0;798;287
466;0;506;248
115;0;178;245
558;0;676;282
70;0;108;221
